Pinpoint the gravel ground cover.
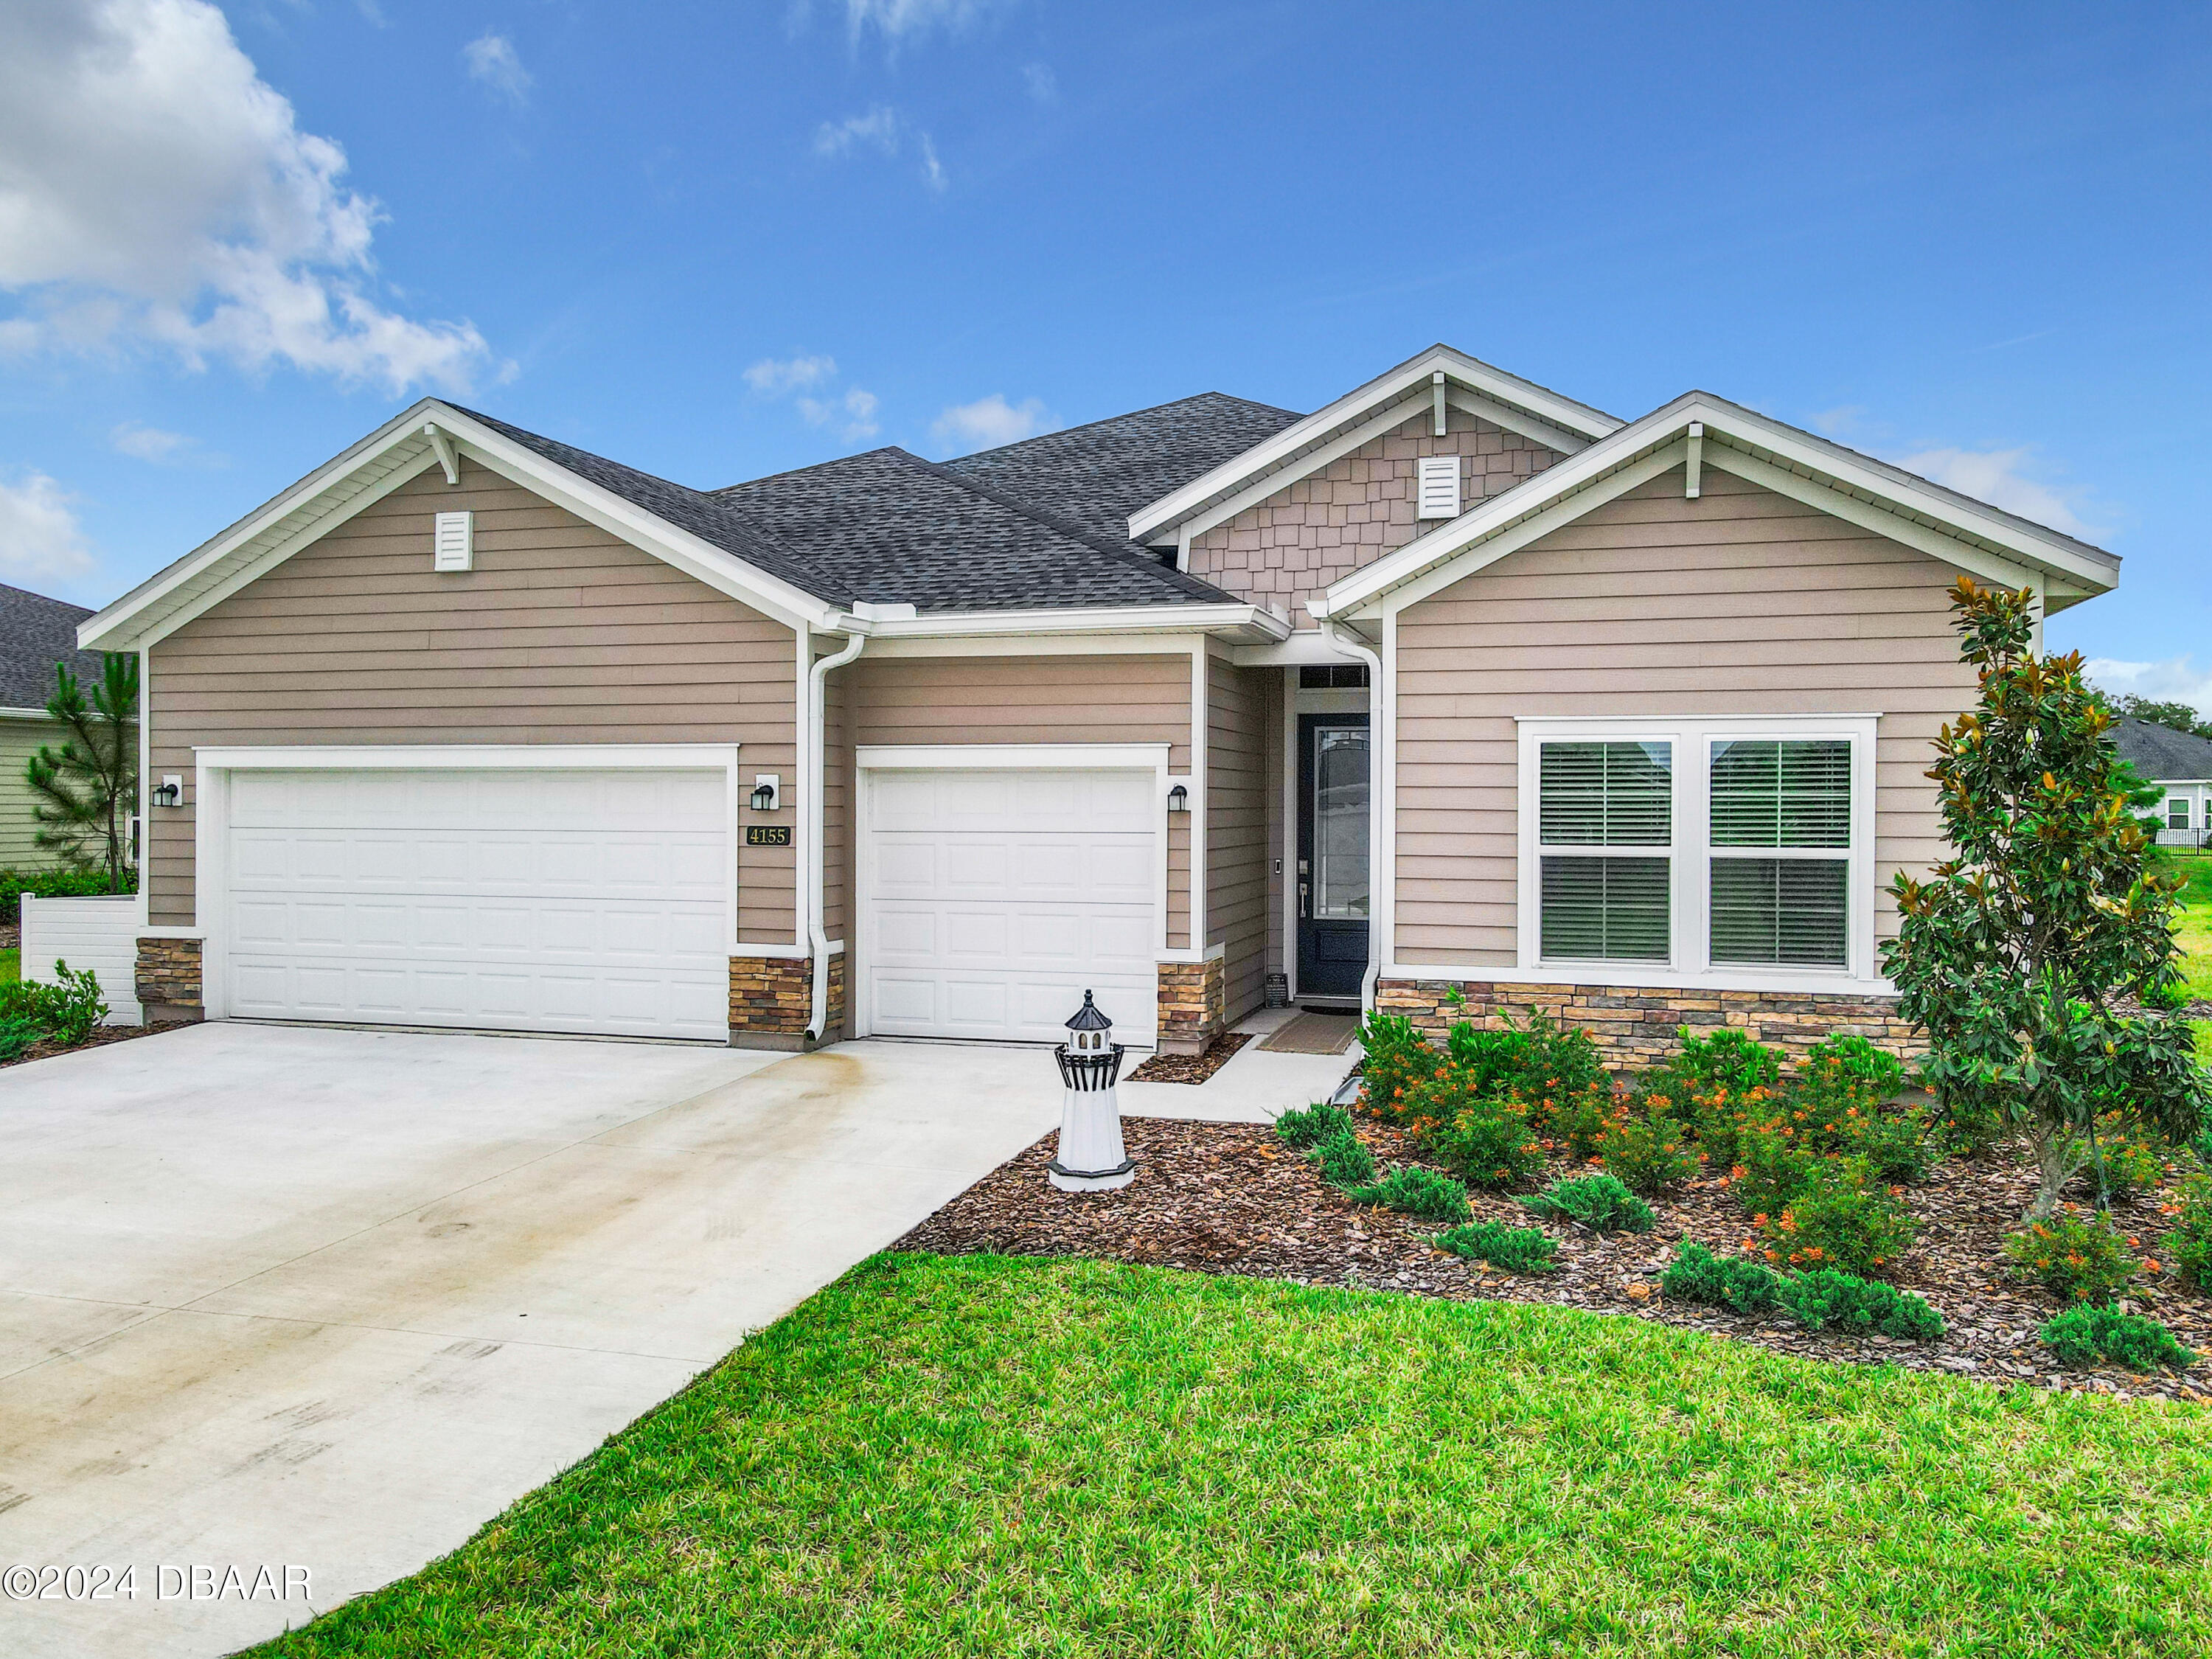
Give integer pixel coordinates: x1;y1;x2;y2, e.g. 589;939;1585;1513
897;1116;2211;1401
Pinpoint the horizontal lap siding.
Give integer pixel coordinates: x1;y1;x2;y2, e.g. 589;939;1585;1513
1392;467;1979;966
848;652;1194;950
1207;657;1272;1022
0;718;84;868
147;459;800;941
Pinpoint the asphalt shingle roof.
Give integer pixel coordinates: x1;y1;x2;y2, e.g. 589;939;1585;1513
2110;714;2212;783
0;582;106;712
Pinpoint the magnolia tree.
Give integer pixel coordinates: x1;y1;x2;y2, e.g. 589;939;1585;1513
1885;578;2205;1217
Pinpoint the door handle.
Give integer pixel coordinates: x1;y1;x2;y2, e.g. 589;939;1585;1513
1298;881;1310;919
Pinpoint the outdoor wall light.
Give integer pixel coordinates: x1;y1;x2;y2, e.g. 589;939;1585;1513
751;775;782;813
151;775;184;808
1166;783;1189;813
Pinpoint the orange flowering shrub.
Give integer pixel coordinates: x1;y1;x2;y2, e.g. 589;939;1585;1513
1752;1158;1916;1277
2002;1208;2145;1303
1593;1105;1700;1196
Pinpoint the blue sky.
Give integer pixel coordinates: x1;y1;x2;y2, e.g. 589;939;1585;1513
2;1;2208;699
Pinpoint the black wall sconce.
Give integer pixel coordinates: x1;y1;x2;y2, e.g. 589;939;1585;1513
751;774;782;813
1166;783;1189;813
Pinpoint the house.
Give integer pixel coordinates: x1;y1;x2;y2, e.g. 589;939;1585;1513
2110;714;2212;848
0;581;114;869
77;345;2121;1062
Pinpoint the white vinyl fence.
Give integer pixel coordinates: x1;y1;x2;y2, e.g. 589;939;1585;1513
19;894;143;1025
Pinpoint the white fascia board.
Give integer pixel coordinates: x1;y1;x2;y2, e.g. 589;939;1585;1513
856;742;1171;771
1126;344;1623;544
856;602;1290;644
1318;393;2122;622
192;743;742;770
0;705;59;721
1229;630;1380;667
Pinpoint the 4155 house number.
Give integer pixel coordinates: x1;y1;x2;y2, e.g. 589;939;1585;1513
745;825;793;846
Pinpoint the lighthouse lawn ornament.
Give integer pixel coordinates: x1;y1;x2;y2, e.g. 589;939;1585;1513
1048;990;1135;1192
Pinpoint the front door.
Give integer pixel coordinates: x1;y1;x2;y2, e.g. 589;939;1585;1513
1297;713;1371;999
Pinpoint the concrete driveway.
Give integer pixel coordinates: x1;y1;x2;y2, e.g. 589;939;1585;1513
0;1023;1063;1658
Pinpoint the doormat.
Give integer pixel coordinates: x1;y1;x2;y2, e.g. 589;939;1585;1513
1257;1012;1360;1055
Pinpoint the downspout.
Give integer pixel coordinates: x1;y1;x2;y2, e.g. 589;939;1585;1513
804;623;869;1042
1320;616;1384;1015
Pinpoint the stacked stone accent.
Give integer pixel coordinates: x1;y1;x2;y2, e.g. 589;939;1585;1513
1156;956;1226;1054
136;937;204;1022
1377;978;1923;1071
727;953;846;1050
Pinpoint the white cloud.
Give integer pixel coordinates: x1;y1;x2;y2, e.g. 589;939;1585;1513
462;32;531;106
1894;446;2101;540
2086;656;2212;720
0;471;97;583
0;0;494;393
109;420;191;461
932;394;1057;454
813;106;900;159
1022;62;1056;102
799;385;880;442
918;133;947;192
744;353;837;394
841;0;998;43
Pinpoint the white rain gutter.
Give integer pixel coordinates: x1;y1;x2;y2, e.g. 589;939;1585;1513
1319;617;1384;1014
803;623;870;1042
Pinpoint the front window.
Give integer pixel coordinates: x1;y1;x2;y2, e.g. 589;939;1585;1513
1708;739;1851;968
2170;798;2191;831
1537;740;1672;961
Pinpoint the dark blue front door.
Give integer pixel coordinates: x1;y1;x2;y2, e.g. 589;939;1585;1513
1296;712;1370;998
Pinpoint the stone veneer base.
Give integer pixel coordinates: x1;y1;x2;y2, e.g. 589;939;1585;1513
1377;977;1923;1070
136;936;205;1023
728;953;846;1050
1156;956;1227;1055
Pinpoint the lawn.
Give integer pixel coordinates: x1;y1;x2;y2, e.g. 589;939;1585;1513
0;945;16;984
2168;849;2212;1004
254;1253;2211;1658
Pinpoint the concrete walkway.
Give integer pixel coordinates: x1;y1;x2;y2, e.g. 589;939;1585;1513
0;1017;1355;1657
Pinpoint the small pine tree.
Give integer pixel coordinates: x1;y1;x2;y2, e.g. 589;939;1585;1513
1885;579;2205;1217
26;654;139;891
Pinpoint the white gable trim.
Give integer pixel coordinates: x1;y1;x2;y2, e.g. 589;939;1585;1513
81;401;840;652
1313;393;2119;622
1128;344;1622;546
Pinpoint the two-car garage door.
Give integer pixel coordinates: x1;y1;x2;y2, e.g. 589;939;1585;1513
860;768;1160;1047
222;768;731;1041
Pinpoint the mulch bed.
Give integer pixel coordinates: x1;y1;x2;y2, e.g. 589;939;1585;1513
897;1116;2212;1402
1126;1031;1254;1085
1;1023;177;1071
0;921;18;952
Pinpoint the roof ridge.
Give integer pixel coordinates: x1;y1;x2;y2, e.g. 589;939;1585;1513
942;391;1302;465
883;448;1241;605
706;445;911;495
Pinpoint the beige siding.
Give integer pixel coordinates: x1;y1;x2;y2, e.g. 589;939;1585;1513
1392;466;1980;964
1;717;73;869
1190;410;1562;621
1206;655;1273;1021
844;650;1195;951
147;458;802;941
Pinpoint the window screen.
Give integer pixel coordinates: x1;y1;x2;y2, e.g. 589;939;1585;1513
1537;740;1673;961
1708;738;1851;968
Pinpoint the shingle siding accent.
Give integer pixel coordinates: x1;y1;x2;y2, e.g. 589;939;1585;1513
1189;409;1563;619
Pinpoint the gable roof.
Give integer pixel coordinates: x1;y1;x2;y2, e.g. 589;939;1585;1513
1312;389;2122;622
2110;715;2212;783
942;392;1301;549
710;445;1242;611
1126;344;1624;546
0;582;105;713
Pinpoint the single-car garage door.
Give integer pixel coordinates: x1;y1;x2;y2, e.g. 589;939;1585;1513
222;767;730;1040
860;767;1160;1046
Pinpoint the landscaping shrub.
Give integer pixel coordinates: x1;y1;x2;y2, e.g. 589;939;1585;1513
1418;1096;1545;1191
1311;1129;1377;1189
1275;1101;1356;1151
0;1015;38;1062
0;866;134;925
2161;1171;2212;1288
1660;1242;1781;1312
1435;1220;1557;1273
1837;1098;1938;1184
1662;1026;1782;1098
1547;1086;1620;1161
1802;1032;1907;1102
2065;1120;2169;1203
1774;1268;1946;1340
1726;1115;1820;1218
2002;1209;2143;1303
0;961;108;1048
1346;1166;1471;1223
1522;1173;1654;1234
1354;1012;1435;1125
1444;1012;1604;1127
1755;1158;1916;1276
2039;1304;2196;1372
1593;1105;1700;1195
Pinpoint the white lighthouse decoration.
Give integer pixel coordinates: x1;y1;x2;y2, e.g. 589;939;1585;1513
1048;990;1135;1192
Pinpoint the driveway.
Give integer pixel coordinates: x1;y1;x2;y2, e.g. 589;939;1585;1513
0;1023;1065;1658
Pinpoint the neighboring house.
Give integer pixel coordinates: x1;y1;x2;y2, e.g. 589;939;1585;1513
2110;715;2212;848
79;344;2120;1062
0;582;113;869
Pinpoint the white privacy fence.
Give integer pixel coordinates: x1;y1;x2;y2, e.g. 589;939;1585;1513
19;894;143;1025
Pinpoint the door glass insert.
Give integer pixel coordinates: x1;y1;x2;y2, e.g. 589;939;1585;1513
1312;725;1370;919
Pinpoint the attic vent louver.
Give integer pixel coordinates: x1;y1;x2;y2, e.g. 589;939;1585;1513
1416;456;1461;521
433;510;474;572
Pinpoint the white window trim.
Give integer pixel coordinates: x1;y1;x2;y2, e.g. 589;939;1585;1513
190;742;744;1025
1514;714;1880;992
849;743;1176;1041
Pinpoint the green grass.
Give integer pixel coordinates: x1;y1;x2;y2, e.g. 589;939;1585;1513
2167;850;2212;1005
0;946;15;984
253;1253;2212;1658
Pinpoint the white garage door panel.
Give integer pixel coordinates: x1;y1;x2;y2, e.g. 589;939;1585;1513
863;767;1159;1046
223;768;728;1041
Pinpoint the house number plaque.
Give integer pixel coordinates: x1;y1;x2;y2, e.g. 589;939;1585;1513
745;825;793;846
